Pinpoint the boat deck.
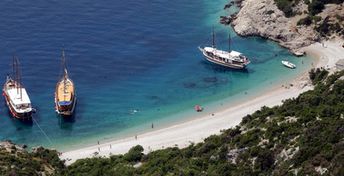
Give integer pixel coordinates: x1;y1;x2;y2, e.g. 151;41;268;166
4;80;31;105
56;78;74;102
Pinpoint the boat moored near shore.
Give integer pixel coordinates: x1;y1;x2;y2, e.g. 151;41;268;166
199;28;250;69
55;50;76;117
199;47;250;69
2;56;33;120
282;60;296;69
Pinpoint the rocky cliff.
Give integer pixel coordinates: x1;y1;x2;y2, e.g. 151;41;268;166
231;0;319;54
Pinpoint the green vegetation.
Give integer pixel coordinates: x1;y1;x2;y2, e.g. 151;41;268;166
309;68;329;84
0;144;65;176
275;0;344;38
2;70;344;175
308;0;325;16
274;0;344;17
315;16;344;37
297;15;313;26
274;0;298;17
297;15;322;26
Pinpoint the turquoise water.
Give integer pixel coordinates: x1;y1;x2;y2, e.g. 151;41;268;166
0;0;313;150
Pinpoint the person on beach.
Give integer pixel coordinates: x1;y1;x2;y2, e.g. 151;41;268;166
151;123;154;129
135;135;137;140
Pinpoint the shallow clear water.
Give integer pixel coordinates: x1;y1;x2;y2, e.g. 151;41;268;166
0;0;313;150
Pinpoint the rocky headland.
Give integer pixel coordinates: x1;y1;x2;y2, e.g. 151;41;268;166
229;0;344;55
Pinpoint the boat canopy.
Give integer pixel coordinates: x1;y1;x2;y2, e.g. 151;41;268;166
204;47;243;59
7;88;31;105
58;101;72;106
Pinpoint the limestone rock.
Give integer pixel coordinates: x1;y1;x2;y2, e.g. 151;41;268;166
231;0;319;54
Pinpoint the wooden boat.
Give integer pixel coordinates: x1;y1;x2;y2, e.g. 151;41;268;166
55;50;76;116
2;56;33;120
199;28;250;69
282;60;296;69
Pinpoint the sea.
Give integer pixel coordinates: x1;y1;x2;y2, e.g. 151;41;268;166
0;0;314;150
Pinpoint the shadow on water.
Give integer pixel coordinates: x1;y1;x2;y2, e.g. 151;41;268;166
57;114;75;130
56;99;79;130
200;60;250;74
1;101;33;135
11;118;33;127
8;112;33;130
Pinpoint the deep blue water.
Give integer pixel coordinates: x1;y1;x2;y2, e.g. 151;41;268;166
0;0;313;149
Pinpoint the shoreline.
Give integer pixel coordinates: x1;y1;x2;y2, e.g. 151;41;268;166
55;62;310;152
61;83;312;165
60;48;332;164
61;40;343;165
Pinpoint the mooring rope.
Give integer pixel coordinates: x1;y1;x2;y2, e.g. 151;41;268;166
32;117;53;145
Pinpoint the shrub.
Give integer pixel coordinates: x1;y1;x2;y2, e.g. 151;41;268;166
124;145;144;162
309;68;329;84
275;0;295;17
308;0;325;15
297;16;313;26
312;15;322;23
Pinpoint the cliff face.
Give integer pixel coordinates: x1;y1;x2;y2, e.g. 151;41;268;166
231;0;319;53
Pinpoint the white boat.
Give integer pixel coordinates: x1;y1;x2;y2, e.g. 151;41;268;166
199;28;250;69
3;57;33;120
282;60;296;69
294;51;305;57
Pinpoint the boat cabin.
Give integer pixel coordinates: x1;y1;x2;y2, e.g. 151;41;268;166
7;88;32;112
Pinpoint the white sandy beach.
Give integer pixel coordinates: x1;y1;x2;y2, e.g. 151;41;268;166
303;39;344;71
61;39;344;165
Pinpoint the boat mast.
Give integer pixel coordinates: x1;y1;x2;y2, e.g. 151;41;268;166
12;56;15;82
62;49;67;78
228;32;231;52
212;26;216;48
13;56;22;100
13;56;18;93
62;49;68;98
228;33;231;63
18;58;22;101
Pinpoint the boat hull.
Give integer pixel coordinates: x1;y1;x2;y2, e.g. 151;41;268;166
199;47;247;69
2;90;32;120
55;95;76;117
282;61;296;69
